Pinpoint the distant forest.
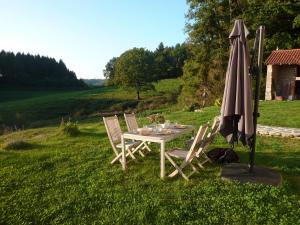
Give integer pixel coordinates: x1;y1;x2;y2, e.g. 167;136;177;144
0;50;86;89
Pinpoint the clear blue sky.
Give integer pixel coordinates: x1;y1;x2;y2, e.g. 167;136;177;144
0;0;188;79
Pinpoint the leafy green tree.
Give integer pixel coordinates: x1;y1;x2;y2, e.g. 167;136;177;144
171;43;191;77
153;42;190;80
103;57;117;85
180;0;300;108
179;0;230;108
240;0;300;56
104;43;190;85
114;48;155;100
153;42;174;79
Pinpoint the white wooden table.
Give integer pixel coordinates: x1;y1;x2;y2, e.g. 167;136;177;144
121;125;194;179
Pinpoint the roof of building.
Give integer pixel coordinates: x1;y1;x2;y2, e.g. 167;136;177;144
265;49;300;65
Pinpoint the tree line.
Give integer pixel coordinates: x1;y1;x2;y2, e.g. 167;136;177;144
103;43;190;99
0;51;86;89
104;0;300;107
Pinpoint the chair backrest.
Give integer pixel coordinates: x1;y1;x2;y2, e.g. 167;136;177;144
124;113;139;132
206;116;220;138
103;116;122;150
196;118;220;156
185;124;208;162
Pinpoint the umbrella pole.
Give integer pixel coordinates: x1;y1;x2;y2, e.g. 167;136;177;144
249;25;265;173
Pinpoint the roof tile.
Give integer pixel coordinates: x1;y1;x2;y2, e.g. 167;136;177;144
265;49;300;65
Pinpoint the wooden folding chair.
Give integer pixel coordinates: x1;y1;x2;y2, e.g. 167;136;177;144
209;116;220;137
195;116;220;168
185;116;220;148
165;124;208;180
103;116;141;166
124;113;152;157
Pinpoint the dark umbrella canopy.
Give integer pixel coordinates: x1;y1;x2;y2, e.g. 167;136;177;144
219;19;254;146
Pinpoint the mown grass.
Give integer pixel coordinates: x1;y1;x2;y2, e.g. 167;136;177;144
258;100;300;128
0;109;299;224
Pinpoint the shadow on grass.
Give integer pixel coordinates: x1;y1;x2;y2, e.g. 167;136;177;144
237;151;300;173
0;143;46;153
236;150;300;194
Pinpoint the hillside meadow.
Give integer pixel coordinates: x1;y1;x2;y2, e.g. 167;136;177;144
0;79;183;128
0;79;300;224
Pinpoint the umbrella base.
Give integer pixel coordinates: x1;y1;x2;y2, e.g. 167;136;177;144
221;163;281;186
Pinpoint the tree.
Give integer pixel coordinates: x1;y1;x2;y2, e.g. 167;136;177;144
171;43;191;77
180;0;300;108
114;48;155;100
103;43;191;85
153;42;173;80
179;0;230;108
103;57;117;85
153;42;190;80
240;0;300;56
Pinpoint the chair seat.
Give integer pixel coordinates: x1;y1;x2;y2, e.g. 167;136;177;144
116;141;141;149
167;148;189;159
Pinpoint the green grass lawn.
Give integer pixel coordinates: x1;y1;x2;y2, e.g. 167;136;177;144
0;109;300;224
258;100;300;128
1;80;300;224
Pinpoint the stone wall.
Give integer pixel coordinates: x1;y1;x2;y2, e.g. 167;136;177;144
265;65;278;100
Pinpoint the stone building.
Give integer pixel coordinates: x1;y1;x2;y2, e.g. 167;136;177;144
265;49;300;100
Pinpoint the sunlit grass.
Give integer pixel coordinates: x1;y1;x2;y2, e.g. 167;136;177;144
0;79;300;223
258;100;300;128
0;110;299;224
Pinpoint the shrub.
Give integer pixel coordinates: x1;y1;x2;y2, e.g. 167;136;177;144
3;139;32;150
59;118;80;137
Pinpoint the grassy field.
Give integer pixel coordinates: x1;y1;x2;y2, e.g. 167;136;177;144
1;78;299;129
0;79;182;128
258;100;300;128
1;107;300;224
0;80;300;224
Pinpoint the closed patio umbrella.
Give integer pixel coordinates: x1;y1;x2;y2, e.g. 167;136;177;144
219;21;279;184
219;19;254;147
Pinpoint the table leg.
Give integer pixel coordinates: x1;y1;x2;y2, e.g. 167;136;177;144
160;141;165;179
121;135;126;170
